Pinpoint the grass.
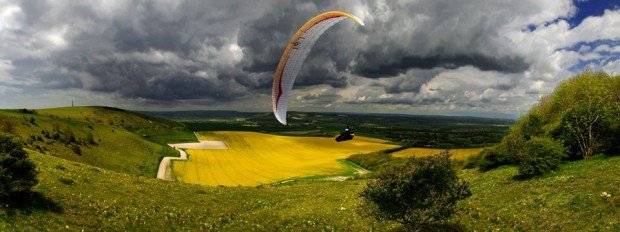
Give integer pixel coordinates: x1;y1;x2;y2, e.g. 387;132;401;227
391;147;484;160
0;107;186;177
39;106;197;144
172;131;398;186
1;151;397;231
457;155;619;231
2;150;617;231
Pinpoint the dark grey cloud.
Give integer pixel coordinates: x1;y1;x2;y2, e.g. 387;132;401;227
5;0;610;117
355;54;530;78
7;0;538;102
5;0;266;103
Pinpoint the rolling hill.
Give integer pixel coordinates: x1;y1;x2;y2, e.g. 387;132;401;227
0;107;195;177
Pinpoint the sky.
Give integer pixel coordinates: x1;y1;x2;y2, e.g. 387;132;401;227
0;0;618;119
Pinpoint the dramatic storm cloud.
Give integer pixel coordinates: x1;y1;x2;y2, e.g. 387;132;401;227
0;0;618;117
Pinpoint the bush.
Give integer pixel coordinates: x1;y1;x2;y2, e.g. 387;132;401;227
477;145;514;172
0;133;38;199
359;152;471;231
463;152;482;169
0;118;12;133
70;144;82;156
517;137;567;178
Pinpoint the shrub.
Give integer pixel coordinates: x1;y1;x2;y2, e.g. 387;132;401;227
70;144;82;156
477;145;514;171
85;133;95;145
0;133;38;199
517;137;567;178
0;118;12;133
463;152;482;169
359;152;471;231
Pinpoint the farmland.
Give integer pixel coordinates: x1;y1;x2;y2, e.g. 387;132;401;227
172;131;398;186
148;111;513;149
2;106;616;231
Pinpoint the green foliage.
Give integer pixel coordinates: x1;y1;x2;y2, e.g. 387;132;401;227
359;152;471;230
0;133;38;199
517;137;567;178
346;152;393;171
550;71;620;158
0;117;12;133
483;71;619;171
463;152;482;169
477;145;514;172
158;145;179;163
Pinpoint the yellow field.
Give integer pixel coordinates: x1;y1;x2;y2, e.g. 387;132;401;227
172;131;398;186
391;147;484;160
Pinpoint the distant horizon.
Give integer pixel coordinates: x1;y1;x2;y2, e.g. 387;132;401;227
2;105;519;120
2;1;617;121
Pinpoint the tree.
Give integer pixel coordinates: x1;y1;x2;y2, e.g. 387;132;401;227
359;152;471;231
558;72;617;158
0;133;38;200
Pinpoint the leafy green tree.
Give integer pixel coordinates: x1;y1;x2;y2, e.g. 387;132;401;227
0;133;38;200
360;152;471;231
554;71;619;158
481;71;619;171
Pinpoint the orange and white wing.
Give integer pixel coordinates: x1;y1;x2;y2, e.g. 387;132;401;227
272;11;364;125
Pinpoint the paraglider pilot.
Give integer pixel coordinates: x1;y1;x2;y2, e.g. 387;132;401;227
335;125;355;142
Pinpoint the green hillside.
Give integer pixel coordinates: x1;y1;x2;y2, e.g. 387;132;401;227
0;107;195;177
1;150;617;231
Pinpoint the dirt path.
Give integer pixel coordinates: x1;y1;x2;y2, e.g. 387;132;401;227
156;133;227;181
156;147;188;180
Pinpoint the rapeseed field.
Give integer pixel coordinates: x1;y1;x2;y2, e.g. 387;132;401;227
173;131;398;186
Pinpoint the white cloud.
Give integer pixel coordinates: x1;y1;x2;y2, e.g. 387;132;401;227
0;0;617;119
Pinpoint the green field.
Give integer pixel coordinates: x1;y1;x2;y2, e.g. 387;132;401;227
2;149;617;231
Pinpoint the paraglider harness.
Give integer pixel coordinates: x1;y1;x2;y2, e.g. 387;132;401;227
335;125;355;142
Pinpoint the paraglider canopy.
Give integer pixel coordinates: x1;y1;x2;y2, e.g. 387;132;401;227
272;11;364;125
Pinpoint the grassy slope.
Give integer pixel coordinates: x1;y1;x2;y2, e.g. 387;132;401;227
2;151;617;231
458;155;619;231
2;151;396;231
39;107;197;144
391;147;484;159
0;107;194;177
